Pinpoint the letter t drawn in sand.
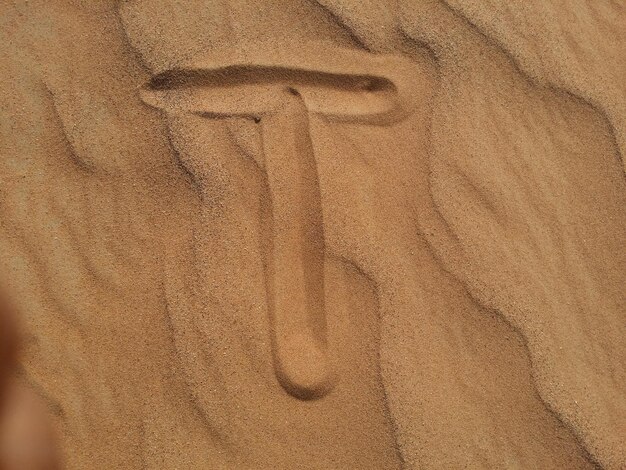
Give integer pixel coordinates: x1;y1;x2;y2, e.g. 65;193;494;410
140;41;422;400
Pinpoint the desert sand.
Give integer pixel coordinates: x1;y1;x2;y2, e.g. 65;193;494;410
0;1;625;469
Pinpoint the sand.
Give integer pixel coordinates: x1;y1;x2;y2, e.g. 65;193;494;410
0;1;624;469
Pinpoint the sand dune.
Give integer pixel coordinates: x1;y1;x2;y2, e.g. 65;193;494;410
0;1;624;468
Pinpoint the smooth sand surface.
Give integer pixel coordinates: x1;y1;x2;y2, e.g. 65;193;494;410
0;1;624;469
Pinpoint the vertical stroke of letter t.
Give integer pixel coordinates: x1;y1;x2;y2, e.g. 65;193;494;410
139;41;421;400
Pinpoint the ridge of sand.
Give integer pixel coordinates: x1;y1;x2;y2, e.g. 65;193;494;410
0;1;624;468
